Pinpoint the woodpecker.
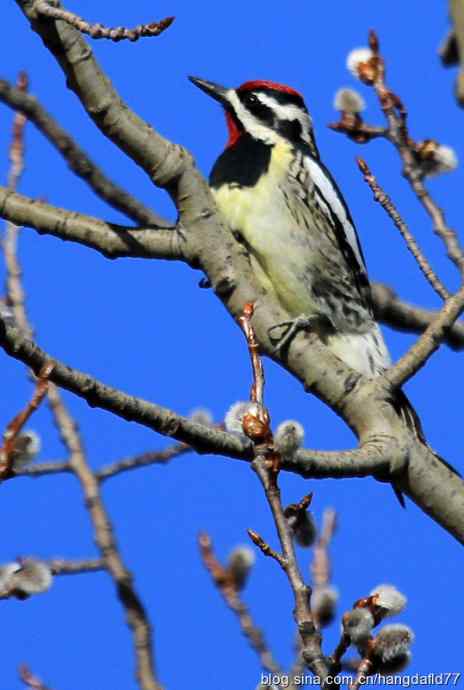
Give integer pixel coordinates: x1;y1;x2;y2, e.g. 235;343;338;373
189;76;458;498
189;76;389;375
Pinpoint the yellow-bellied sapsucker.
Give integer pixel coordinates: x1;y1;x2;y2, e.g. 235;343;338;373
189;76;458;501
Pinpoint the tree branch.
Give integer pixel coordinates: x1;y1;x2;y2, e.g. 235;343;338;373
371;282;464;350
45;379;162;690
0;187;182;260
0;319;253;460
0;78;166;226
1;101;161;690
34;1;174;42
336;31;464;275
13;460;71;477
96;444;189;481
49;558;104;575
19;665;52;690
1;305;464;543
386;284;464;387
252;455;330;682
357;158;449;300
16;0;190;193
11;3;464;546
13;445;189;479
198;532;282;676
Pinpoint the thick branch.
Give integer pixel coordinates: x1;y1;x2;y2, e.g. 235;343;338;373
0;187;181;260
0;78;165;226
2;315;464;542
16;0;190;194
0;319;253;460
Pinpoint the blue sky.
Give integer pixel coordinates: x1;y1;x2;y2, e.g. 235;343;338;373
0;1;462;689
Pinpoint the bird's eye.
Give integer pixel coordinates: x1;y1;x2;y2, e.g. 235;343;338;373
244;93;259;105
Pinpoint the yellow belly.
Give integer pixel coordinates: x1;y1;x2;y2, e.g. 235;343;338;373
212;141;320;317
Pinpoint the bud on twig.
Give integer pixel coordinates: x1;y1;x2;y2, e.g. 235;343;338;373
227;545;255;591
284;493;316;547
224;401;254;434
10;558;53;596
372;623;414;671
311;584;338;627
334;88;366;114
274;420;304;459
342;608;375;645
10;430;41;469
346;47;378;83
369;584;407;618
188;407;214;426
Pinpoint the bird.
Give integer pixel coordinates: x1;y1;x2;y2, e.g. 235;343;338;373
188;76;458;500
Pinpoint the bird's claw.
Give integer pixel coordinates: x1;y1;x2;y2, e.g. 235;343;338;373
268;316;315;354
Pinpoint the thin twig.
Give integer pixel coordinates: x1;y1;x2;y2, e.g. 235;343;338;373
333;30;464;277
351;647;375;690
34;1;174;42
238;305;330;682
0;558;105;601
357;158;450;300
367;29;464;276
331;633;351;671
386;283;464;387
311;508;336;588
19;665;52;690
14;444;189;479
252;456;329;681
0;362;52;478
239;302;266;406
247;528;287;568
49;558;104;575
97;443;189;481
13;460;71;477
198;532;282;675
328;118;387;143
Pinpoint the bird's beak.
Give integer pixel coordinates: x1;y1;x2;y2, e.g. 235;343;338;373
188;76;229;105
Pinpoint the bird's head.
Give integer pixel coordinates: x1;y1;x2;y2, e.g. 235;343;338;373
189;77;317;154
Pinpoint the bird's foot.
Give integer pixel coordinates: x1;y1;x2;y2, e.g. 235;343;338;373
268;315;316;354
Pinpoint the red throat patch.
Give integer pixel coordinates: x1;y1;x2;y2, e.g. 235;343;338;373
225;110;242;148
237;80;303;99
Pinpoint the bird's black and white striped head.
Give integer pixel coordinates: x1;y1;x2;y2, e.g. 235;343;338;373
189;77;318;155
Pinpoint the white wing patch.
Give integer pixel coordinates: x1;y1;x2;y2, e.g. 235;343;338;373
305;157;367;272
